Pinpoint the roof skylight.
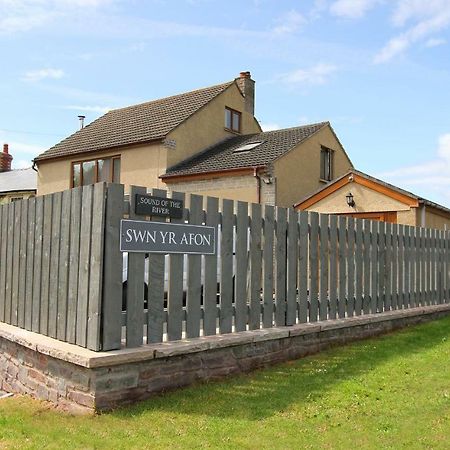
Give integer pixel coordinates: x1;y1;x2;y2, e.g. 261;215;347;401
232;141;263;153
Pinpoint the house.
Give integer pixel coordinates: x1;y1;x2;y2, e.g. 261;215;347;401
33;72;353;205
0;144;37;204
294;169;450;230
161;122;353;207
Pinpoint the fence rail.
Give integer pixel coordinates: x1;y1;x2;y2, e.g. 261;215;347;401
0;183;449;351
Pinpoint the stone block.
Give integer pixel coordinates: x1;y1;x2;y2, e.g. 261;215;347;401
94;372;139;393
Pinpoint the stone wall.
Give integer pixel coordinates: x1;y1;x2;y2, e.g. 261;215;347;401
1;305;449;413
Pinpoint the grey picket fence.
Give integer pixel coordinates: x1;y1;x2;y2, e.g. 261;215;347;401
0;183;449;351
0;183;106;350
104;185;450;349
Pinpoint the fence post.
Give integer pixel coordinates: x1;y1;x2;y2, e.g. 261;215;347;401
101;183;124;351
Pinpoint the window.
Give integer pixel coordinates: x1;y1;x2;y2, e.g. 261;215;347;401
232;141;263;153
320;147;334;181
225;107;241;133
72;156;120;187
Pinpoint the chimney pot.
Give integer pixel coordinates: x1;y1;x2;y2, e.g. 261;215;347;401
3;143;8;154
240;71;251;79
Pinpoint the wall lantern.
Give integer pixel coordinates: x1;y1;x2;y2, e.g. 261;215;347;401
346;192;355;208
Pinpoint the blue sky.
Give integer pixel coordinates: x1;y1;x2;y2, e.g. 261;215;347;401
1;0;450;206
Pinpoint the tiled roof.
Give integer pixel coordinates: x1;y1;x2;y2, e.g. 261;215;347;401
162;122;328;178
0;168;37;194
34;81;234;162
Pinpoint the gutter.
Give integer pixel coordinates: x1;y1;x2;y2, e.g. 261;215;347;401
253;168;261;204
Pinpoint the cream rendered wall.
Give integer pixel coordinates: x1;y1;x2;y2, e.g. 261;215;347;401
273;126;353;208
397;210;417;227
166;174;259;203
37;142;167;196
166;84;261;168
305;182;411;215
424;207;450;230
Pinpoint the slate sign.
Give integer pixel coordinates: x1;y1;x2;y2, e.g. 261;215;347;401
120;219;216;255
135;194;183;219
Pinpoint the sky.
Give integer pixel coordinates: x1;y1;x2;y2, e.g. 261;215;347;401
1;0;450;207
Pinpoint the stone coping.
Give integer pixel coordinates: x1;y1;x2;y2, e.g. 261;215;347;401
1;304;449;369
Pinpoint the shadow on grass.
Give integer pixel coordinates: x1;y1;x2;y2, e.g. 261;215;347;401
111;315;450;421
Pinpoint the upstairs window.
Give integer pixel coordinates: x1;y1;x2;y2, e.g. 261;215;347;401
72;156;121;187
225;107;241;133
320;147;334;181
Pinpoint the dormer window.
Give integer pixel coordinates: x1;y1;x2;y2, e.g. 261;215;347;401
225;107;241;133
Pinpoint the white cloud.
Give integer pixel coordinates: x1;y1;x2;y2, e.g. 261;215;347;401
330;0;380;19
62;105;111;114
0;0;114;34
272;10;306;35
260;123;281;131
22;68;65;82
377;133;450;206
279;63;338;86
424;37;446;48
374;1;450;63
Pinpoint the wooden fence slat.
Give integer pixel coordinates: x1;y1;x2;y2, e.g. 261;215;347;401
432;229;437;305
204;196;219;336
262;205;275;328
426;228;432;305
319;213;329;321
146;188;167;344
362;220;371;315
24;198;35;331
391;223;398;310
329;215;338;320
186;194;203;338
39;195;53;335
219;199;234;334
275;206;287;326
414;227;420;308
18;200;28;329
102;183;124;350
87;183;106;350
405;225;411;309
250;203;263;329
125;186;146;347
437;230;443;305
347;217;355;317
167;191;186;341
57;190;71;341
377;221;386;312
75;184;94;347
420;228;425;306
5;203;14;324
0;204;7;322
286;208;298;326
11;200;21;326
384;222;392;311
355;219;363;316
48;192;62;338
369;220;377;313
235;201;249;331
309;212;319;322
338;216;347;318
398;225;404;309
410;227;416;308
298;211;309;323
32;197;43;333
67;188;83;343
76;186;94;347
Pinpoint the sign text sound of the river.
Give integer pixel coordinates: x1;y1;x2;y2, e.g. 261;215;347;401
135;194;183;219
120;220;216;255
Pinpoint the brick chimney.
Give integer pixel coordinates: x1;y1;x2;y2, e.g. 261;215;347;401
236;71;255;116
0;144;13;172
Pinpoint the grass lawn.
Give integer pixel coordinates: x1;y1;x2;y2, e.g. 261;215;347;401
1;316;450;449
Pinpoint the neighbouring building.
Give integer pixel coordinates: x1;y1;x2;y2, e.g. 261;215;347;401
0;144;37;204
33;72;353;205
295;169;450;230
